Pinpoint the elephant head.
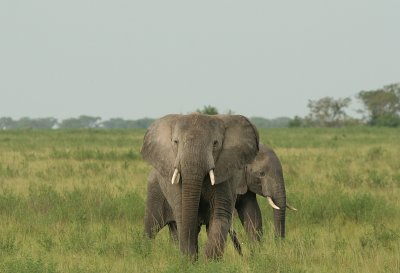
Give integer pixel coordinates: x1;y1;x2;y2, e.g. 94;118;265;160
237;144;296;238
141;113;259;257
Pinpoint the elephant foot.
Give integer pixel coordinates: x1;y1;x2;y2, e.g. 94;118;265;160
180;245;199;261
205;244;224;260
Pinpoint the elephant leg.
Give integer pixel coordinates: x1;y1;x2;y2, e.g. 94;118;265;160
205;215;231;259
235;191;263;242
144;171;168;238
204;184;234;259
205;222;242;256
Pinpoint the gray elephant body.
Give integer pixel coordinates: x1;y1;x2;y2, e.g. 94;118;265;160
145;143;293;245
141;113;259;259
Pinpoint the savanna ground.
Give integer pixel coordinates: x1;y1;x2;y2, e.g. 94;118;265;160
0;128;399;273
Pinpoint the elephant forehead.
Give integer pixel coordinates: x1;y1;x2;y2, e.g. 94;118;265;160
250;154;268;168
177;118;219;130
175;122;223;139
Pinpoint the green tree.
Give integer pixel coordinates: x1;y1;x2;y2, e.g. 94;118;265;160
13;117;33;129
31;118;58;129
101;118;129;129
288;116;304;127
59;115;101;129
357;83;400;127
196;105;219;115
0;117;14;130
305;97;352;127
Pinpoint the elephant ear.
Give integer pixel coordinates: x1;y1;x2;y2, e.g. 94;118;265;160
140;114;180;179
214;115;259;184
234;168;248;195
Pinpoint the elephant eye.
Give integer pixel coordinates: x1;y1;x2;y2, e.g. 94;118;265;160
173;139;179;145
259;171;266;177
213;140;219;148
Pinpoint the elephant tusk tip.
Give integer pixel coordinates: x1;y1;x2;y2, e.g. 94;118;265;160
286;204;297;211
209;169;216;186
267;196;280;210
171;168;180;184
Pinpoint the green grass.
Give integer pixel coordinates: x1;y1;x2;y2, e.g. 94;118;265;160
0;128;399;272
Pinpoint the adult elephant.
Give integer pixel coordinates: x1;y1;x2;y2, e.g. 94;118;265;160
141;113;259;259
235;144;296;241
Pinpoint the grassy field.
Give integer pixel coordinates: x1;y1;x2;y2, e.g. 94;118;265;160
0;128;399;273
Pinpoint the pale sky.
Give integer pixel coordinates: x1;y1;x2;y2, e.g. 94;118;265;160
1;1;399;120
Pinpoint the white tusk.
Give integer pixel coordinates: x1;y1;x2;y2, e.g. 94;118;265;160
267;197;280;210
171;169;180;184
286;203;297;211
209;169;216;186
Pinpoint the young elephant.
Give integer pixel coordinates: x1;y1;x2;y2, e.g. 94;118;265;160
235;144;296;241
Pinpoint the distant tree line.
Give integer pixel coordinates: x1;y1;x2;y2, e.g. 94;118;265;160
1;83;398;130
0;116;155;130
289;82;400;128
0;113;289;130
198;83;400;128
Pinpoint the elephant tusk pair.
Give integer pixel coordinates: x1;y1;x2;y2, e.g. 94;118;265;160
267;197;298;211
171;168;216;186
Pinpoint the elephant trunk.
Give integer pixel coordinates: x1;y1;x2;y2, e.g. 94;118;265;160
262;175;286;238
272;175;286;238
177;143;215;258
179;171;204;258
272;194;286;238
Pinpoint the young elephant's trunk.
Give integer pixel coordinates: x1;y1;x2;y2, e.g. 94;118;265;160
272;194;286;238
262;174;287;238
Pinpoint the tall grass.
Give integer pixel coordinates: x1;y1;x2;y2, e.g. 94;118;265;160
0;128;399;272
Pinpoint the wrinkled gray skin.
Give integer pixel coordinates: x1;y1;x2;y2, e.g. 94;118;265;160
235;144;288;241
141;113;259;259
145;144;292;245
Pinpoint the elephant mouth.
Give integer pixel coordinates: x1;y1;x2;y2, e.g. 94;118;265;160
171;168;216;185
